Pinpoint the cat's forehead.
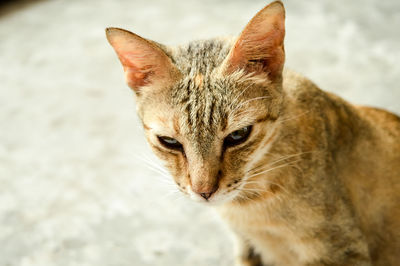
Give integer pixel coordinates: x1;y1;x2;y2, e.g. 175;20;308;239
167;72;269;156
169;73;231;152
165;39;232;145
172;38;233;76
144;39;270;154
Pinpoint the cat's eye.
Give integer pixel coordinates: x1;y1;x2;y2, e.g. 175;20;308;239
157;136;183;151
224;126;252;147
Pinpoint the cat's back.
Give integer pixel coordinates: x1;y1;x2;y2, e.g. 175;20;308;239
349;105;400;265
282;69;400;150
283;69;400;264
356;105;400;145
282;69;400;192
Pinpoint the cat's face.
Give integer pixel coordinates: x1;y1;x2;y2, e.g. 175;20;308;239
106;1;285;204
138;72;282;203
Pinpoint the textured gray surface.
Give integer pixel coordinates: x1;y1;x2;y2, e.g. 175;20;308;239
0;0;399;265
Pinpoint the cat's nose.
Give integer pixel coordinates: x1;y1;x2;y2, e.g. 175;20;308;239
193;185;218;200
200;192;213;200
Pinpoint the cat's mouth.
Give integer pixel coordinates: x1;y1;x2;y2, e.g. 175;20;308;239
184;177;282;205
184;178;249;204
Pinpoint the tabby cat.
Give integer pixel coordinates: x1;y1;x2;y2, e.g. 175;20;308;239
106;1;400;265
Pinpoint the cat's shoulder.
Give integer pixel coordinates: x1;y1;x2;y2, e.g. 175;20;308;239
282;69;400;141
282;69;325;103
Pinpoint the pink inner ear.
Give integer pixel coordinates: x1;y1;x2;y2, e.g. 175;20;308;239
224;2;285;80
107;29;179;92
125;67;149;88
117;51;156;88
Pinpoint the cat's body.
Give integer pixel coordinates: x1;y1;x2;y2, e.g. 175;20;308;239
106;1;400;265
219;69;400;266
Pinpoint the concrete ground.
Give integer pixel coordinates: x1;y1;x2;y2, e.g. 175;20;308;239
0;0;399;265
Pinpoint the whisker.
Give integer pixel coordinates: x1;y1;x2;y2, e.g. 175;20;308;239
236;186;265;193
134;155;170;177
246;159;301;180
229;109;255;120
229;82;255;109
276;110;311;125
241;179;289;195
248;151;311;175
136;155;169;173
230;96;272;115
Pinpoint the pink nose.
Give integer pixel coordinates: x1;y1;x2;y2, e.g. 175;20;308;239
192;185;218;200
200;192;212;200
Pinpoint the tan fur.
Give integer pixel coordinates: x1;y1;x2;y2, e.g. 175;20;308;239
106;1;400;265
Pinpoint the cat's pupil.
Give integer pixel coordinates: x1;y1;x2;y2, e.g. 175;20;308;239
157;136;183;151
231;128;247;140
224;126;252;147
163;137;177;144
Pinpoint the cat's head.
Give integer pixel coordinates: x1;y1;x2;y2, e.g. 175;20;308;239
106;1;285;204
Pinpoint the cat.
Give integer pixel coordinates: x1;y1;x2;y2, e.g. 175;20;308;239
105;1;400;265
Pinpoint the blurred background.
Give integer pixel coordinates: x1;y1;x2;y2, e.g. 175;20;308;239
0;0;399;265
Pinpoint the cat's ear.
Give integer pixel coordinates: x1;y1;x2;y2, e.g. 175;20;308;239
106;27;181;93
221;1;285;82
